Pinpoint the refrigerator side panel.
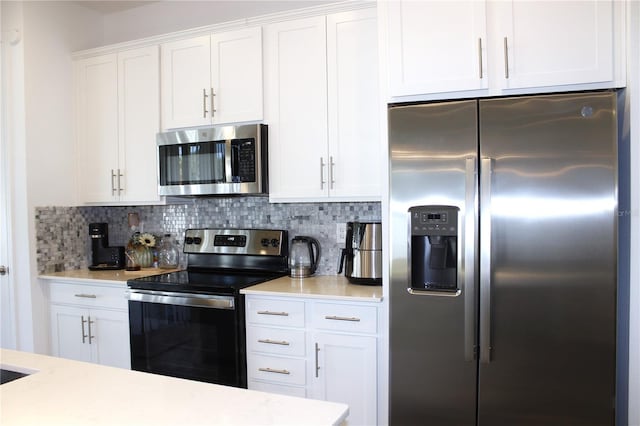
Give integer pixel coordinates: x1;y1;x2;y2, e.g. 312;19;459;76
477;92;617;426
389;100;478;426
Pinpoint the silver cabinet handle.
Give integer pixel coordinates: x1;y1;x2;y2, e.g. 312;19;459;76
74;293;97;299
81;316;88;344
324;315;360;322
202;88;209;118
117;169;124;194
478;38;483;79
464;158;478;362
257;339;290;346
257;310;289;317
88;316;95;344
503;37;509;79
315;342;320;378
320;157;326;189
110;169;117;195
480;157;493;363
329;156;335;189
210;88;216;117
0;265;7;275
258;367;290;375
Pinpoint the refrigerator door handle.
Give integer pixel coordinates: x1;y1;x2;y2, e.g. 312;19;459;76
480;157;493;363
464;158;478;362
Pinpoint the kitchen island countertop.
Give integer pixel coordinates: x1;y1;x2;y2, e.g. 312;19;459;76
241;275;383;302
0;349;348;426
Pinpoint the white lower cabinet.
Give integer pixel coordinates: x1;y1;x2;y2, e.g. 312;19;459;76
48;281;130;369
245;295;379;425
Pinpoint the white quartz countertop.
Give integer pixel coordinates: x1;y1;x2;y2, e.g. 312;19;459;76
39;267;180;284
241;275;383;302
0;349;348;426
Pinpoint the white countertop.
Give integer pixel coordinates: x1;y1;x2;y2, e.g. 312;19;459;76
241;275;383;302
0;349;348;426
39;267;180;284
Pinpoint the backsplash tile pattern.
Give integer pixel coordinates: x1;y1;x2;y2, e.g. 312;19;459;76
36;197;381;275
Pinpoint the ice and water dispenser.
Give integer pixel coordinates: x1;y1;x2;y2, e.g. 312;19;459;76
409;206;459;292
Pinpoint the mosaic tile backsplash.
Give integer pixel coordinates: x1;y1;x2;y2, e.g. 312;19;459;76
36;197;381;275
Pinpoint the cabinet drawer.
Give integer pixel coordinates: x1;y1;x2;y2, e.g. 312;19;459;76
247;354;306;386
247;326;306;357
246;298;305;327
49;282;128;310
248;380;306;398
313;302;377;334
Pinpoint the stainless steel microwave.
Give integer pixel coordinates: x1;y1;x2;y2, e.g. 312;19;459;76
157;124;268;196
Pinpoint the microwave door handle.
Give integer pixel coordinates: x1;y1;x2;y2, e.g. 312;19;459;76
224;139;233;183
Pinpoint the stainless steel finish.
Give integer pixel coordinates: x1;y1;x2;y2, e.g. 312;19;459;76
464;158;478;362
183;229;286;256
407;288;461;297
258;367;290;375
329;156;335;189
258;339;290;346
202;88;208;118
126;289;235;310
88;317;94;344
503;37;509;79
315;342;320;377
257;310;288;317
479;157;493;363
390;92;618;425
74;294;97;299
324;315;360;322
0;266;7;275
320;157;326;189
478;38;483;79
342;222;383;283
157;123;266;196
117;169;124;194
81;316;88;344
389;100;481;426
110;169;116;195
210;88;216;116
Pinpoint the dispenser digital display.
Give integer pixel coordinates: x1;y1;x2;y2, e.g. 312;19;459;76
409;206;459;292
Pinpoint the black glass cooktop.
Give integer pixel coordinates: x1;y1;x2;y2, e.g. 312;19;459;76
127;270;286;295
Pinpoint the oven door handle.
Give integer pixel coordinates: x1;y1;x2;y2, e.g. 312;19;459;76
125;289;235;310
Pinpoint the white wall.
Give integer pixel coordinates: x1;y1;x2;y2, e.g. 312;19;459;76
100;0;333;46
1;0;104;352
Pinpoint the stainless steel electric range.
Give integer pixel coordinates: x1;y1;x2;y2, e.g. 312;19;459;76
126;228;289;388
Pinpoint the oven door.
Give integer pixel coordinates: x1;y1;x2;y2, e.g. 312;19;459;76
127;290;246;388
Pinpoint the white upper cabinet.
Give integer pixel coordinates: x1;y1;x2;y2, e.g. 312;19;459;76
266;8;381;202
76;46;160;204
387;1;488;96
385;0;625;100
161;27;263;129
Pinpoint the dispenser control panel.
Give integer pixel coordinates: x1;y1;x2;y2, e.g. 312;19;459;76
410;206;458;236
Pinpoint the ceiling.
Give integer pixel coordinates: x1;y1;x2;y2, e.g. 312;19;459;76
73;1;158;14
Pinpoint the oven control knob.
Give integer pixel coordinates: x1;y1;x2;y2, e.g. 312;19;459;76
193;237;202;245
260;238;270;247
185;237;194;245
270;238;279;248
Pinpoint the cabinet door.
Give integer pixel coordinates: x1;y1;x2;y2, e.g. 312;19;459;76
76;54;119;203
90;308;131;369
498;1;614;89
211;27;263;124
264;17;329;200
313;333;377;426
327;9;381;200
160;36;211;129
387;1;487;96
50;304;92;363
118;46;161;203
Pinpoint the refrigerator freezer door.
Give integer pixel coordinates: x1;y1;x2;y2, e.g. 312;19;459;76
389;100;479;425
477;92;617;425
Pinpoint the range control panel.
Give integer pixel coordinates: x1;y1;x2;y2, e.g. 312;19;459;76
183;229;286;256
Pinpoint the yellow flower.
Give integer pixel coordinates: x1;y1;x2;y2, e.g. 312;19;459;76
140;233;156;247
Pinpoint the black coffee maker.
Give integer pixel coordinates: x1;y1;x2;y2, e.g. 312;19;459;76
88;223;125;270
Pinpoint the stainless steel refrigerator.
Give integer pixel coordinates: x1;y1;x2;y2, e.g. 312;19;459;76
389;91;618;425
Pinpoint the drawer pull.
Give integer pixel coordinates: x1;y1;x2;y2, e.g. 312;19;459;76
258;339;290;346
74;294;97;299
324;315;360;322
258;367;290;375
257;310;289;317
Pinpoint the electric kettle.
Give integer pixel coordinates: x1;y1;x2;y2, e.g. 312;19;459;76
289;236;321;278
